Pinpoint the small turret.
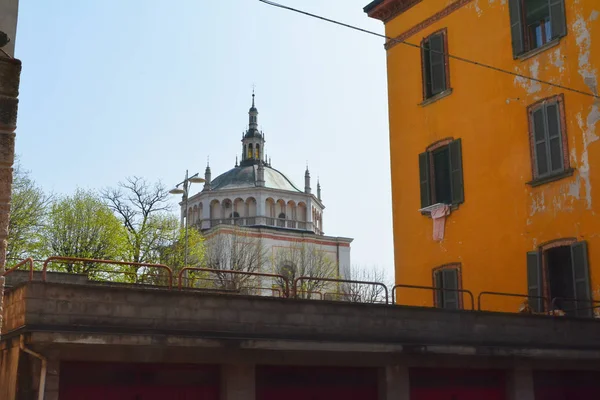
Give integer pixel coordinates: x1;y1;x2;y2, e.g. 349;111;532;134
304;166;311;194
203;160;212;191
257;161;265;187
317;179;322;201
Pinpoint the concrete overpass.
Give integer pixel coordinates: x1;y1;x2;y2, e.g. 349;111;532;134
2;278;600;399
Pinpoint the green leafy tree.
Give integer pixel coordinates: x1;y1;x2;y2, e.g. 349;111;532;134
7;161;51;262
43;189;126;274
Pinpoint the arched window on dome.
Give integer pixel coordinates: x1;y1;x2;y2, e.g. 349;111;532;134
255;144;260;160
248;144;253;159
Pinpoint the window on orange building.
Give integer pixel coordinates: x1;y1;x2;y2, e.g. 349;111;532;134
433;266;461;310
419;139;464;208
508;0;566;57
527;241;591;317
421;30;449;100
527;95;571;184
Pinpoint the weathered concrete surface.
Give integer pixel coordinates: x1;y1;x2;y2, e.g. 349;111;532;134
4;281;600;359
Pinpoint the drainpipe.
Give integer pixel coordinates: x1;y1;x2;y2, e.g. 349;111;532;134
20;335;47;400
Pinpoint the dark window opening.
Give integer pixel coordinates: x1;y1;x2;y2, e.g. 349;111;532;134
422;31;448;99
547;246;575;312
433;147;452;205
509;0;566;57
434;267;460;310
419;139;464;208
229;212;240;219
527;241;591;316
278;213;286;219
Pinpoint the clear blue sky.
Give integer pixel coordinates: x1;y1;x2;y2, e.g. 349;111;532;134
14;0;393;273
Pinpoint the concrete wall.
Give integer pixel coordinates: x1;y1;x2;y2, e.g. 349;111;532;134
5;281;600;356
0;0;18;56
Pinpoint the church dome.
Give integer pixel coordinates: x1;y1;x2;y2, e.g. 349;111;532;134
210;165;302;193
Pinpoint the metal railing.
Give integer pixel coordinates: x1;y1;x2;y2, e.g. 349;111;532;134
550;297;600;317
42;257;173;289
5;255;599;320
392;284;475;310
178;267;290;298
477;291;549;312
2;257;34;280
293;277;389;304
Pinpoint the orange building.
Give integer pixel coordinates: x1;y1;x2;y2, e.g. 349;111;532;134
364;0;600;314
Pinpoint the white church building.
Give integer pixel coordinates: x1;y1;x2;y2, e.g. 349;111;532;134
181;94;353;278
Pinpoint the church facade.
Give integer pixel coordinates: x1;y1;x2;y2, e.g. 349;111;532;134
180;94;353;280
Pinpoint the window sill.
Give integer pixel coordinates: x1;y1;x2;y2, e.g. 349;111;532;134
526;168;575;187
516;38;561;61
419;88;453;107
419;202;459;216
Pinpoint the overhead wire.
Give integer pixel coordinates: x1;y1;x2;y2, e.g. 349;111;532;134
258;0;599;100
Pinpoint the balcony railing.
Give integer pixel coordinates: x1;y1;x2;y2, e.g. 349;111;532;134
203;216;318;233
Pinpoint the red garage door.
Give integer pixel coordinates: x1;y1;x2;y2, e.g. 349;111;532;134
59;362;219;400
534;370;600;400
256;366;378;400
410;368;506;400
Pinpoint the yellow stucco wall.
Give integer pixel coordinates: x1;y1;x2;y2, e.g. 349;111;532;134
379;0;600;311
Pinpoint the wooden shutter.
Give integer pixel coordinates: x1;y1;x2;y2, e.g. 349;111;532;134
422;40;432;99
434;270;443;308
428;33;446;95
570;241;592;317
449;139;464;205
442;269;459;310
545;102;564;173
532;107;550;177
527;251;544;312
419;152;431;208
508;0;525;56
549;0;567;39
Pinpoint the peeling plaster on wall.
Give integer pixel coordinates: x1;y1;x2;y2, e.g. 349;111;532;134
591;10;599;21
514;59;542;94
572;11;599;210
472;0;483;17
487;0;507;5
550;48;565;72
529;192;546;216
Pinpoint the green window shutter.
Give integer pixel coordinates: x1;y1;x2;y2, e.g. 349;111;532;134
449;139;464;205
532;107;550;177
422;40;432;98
419;152;432;208
545;102;564;173
549;0;567;39
428;33;446;95
442;269;459;310
434;270;443;307
527;251;544;312
570;241;592;317
508;0;525;56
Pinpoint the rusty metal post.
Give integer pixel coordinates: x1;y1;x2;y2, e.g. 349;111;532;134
0;42;21;335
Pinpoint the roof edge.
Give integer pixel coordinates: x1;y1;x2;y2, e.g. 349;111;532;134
363;0;384;13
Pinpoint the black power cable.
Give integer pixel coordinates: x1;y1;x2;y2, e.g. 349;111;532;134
258;0;599;100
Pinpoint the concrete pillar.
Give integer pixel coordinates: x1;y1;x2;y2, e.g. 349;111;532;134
0;41;21;337
221;364;255;400
378;365;410;400
44;354;60;400
507;367;535;400
0;339;20;400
